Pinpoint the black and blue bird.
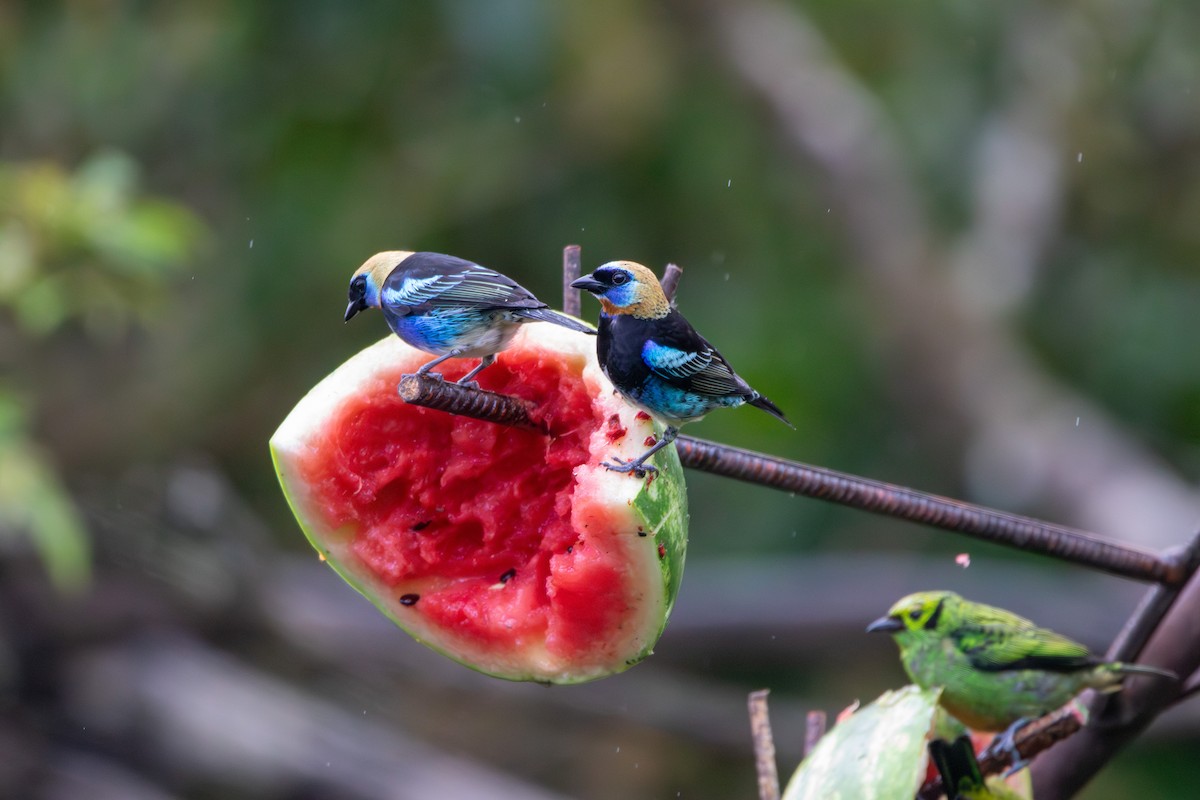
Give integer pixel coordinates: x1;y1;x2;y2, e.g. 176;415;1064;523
345;250;594;384
572;260;791;476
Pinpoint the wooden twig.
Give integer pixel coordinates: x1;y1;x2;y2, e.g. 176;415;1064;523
660;262;684;305
748;690;780;800
562;244;582;318
803;710;826;758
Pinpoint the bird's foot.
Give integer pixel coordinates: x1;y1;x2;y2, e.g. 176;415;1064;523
454;377;481;390
413;368;446;382
985;718;1032;776
602;457;658;479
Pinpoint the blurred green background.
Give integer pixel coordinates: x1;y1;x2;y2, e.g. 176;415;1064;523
2;2;1199;798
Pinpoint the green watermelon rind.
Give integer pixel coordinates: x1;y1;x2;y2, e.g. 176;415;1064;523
269;325;688;684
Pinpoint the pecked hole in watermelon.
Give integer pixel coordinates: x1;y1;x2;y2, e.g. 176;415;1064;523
293;346;633;663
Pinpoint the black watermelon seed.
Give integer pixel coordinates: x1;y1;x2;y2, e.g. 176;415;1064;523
411;520;432;532
499;568;516;584
399;594;420;606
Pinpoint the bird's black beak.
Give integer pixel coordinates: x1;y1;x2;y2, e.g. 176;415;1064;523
866;615;904;634
571;275;606;294
345;297;367;322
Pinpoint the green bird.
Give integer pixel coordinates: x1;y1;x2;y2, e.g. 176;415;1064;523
866;590;1175;733
928;736;1025;800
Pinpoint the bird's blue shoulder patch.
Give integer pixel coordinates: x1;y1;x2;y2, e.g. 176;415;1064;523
641;339;713;379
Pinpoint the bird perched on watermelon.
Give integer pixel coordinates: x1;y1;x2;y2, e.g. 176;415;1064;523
346;250;594;386
572;260;791;477
271;321;689;683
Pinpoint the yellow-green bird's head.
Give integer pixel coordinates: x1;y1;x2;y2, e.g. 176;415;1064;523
345;250;415;321
866;590;959;640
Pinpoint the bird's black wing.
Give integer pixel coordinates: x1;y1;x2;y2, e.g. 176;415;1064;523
383;252;545;311
639;310;751;398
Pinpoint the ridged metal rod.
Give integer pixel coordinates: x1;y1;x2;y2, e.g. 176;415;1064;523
673;436;1181;585
396;375;1182;586
397;374;547;434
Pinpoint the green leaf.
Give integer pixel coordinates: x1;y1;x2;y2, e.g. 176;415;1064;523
0;394;90;591
782;685;942;800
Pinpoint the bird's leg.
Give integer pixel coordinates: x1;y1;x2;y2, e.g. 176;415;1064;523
414;349;466;380
603;426;678;479
456;353;496;388
985;717;1033;775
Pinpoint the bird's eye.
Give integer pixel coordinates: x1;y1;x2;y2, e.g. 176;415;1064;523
909;608;923;621
352;275;366;289
611;272;629;285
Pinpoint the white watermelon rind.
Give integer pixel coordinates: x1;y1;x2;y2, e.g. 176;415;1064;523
269;324;688;684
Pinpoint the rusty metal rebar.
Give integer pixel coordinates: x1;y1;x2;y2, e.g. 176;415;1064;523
673;436;1180;585
395;374;1181;585
397;374;547;434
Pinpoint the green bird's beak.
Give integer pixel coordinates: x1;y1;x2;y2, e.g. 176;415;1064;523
866;615;905;634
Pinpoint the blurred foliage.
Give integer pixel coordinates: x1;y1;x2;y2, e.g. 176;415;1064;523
0;393;88;589
0;151;202;337
0;151;203;587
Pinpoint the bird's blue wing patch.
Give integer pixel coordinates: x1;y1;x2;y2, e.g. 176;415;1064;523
642;339;712;379
388;274;453;306
386;267;534;309
643;339;746;396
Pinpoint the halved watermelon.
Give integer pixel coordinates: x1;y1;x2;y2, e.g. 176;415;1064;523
269;323;688;683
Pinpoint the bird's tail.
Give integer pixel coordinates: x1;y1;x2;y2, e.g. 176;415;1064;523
1111;662;1178;681
518;307;596;335
748;393;794;429
928;736;985;797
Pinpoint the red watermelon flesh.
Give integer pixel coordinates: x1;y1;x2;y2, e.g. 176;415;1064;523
270;325;688;683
